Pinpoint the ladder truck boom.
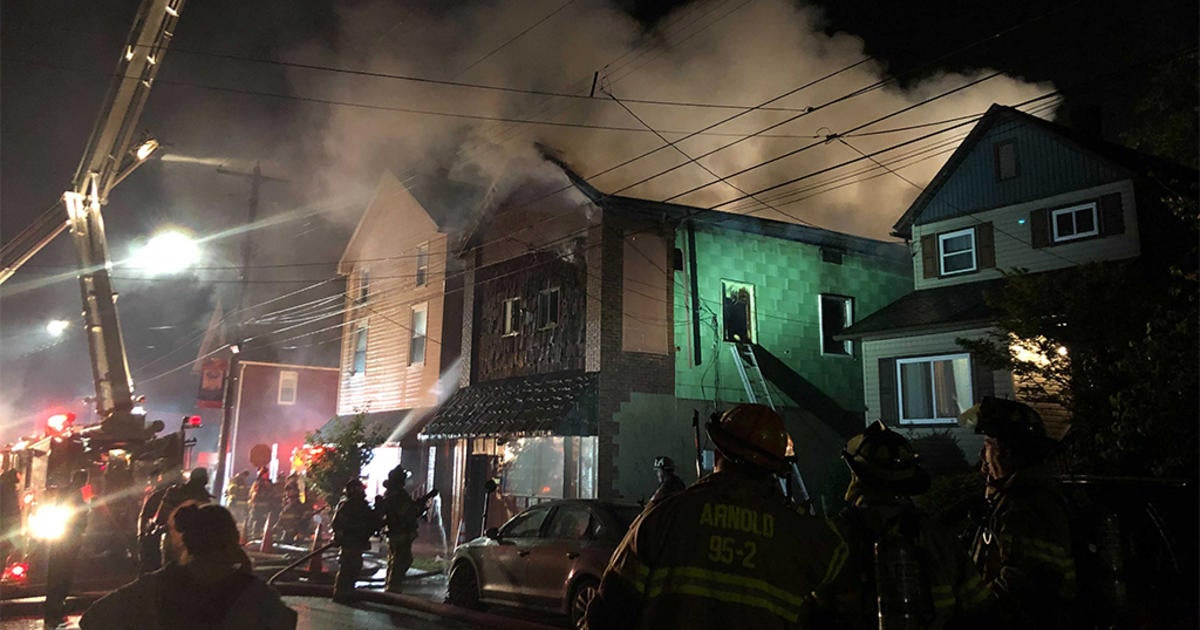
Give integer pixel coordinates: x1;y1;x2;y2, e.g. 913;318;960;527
62;0;186;442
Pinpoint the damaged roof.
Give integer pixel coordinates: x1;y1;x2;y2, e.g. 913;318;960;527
422;371;597;439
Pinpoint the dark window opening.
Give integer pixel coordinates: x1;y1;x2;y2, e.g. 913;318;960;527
721;280;755;343
537;288;560;329
820;294;853;355
415;242;430;286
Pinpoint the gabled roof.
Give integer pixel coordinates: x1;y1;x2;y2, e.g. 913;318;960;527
339;170;482;275
892;104;1195;239
458;148;906;260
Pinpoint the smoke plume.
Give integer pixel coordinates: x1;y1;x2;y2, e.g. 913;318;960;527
288;0;1053;240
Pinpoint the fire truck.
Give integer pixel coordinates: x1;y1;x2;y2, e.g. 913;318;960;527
0;0;189;584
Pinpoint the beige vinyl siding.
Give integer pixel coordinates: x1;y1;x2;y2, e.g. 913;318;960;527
911;179;1139;290
861;327;1012;463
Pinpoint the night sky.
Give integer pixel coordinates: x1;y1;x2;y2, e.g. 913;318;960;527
1;0;1194;445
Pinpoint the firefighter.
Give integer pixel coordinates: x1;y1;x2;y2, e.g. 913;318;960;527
960;397;1075;628
138;469;178;574
331;478;379;604
377;465;423;593
44;469;89;628
154;467;214;562
275;483;313;544
584;404;847;630
648;456;686;505
225;470;251;530
816;421;994;629
247;468;275;540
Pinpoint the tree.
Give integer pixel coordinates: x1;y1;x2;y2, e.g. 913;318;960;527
958;220;1197;477
304;413;385;503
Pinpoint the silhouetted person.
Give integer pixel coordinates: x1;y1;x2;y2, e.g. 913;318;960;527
648;456;686;505
139;469;178;574
81;503;297;629
155;468;213;564
44;469;89;628
247;468;275;540
224;470;251;530
331;479;379;604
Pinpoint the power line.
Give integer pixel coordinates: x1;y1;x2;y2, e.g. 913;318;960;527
454;0;580;77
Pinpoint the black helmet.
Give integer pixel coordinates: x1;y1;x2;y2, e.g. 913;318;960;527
652;456;675;472
383;465;409;490
841;421;930;495
960;396;1046;439
189;467;209;486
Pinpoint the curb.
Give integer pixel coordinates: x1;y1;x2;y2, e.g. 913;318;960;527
272;584;560;630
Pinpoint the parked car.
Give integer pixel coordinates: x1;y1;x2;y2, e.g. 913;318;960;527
448;498;643;628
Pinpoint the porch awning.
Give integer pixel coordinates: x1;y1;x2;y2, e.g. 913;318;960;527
421;371;597;439
319;408;431;445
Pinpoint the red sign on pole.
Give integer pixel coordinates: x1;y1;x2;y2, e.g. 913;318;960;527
197;357;228;409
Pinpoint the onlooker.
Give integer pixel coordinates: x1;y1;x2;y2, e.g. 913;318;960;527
139;469;178;574
155;467;214;564
80;503;297;629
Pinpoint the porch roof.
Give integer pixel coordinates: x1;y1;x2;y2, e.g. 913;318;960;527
421;371;597;440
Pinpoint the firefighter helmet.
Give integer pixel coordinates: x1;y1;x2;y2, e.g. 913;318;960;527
383;465;409;489
959;396;1052;455
706;404;790;473
842;421;930;495
652;456;675;472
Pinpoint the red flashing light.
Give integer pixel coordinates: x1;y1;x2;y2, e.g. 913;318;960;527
47;412;76;434
3;562;29;581
186;415;203;428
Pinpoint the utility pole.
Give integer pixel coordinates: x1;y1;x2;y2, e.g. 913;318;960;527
211;162;287;499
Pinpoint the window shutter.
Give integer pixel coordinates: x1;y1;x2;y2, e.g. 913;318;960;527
920;235;938;279
971;354;995;403
1098;193;1124;236
976;222;996;269
1029;208;1050;248
878;358;898;424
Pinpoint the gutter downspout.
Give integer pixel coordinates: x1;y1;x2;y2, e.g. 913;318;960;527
686;221;702;366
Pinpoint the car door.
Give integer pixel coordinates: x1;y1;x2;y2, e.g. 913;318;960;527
522;503;593;610
479;505;551;604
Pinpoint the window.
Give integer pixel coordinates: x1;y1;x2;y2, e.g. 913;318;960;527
995;140;1018;180
938;228;976;275
547;505;592;540
352;326;368;375
356;268;370;304
500;507;550;538
277;370;298;405
502;298;520;337
415;242;429;286
1051;202;1099;243
537;287;560;329
819;294;853;356
409;303;427;365
721;280;756;343
896;354;973;425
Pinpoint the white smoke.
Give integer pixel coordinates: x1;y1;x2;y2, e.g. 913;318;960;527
288;0;1055;239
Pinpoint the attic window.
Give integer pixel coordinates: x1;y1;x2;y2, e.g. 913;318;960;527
995;141;1018;181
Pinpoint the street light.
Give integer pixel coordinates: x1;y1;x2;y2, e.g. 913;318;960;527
125;229;200;275
46;319;70;337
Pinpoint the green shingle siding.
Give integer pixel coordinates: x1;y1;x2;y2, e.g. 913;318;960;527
674;226;911;413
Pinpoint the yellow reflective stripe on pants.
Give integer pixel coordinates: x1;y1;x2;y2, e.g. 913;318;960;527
644;566;806;622
822;519;850;587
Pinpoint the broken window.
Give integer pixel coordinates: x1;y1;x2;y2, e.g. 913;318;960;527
537;287;560;329
502;298;520;337
721;280;756;344
819;294;854;356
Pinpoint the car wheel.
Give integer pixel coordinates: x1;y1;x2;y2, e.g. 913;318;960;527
569;576;600;629
447;562;483;610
